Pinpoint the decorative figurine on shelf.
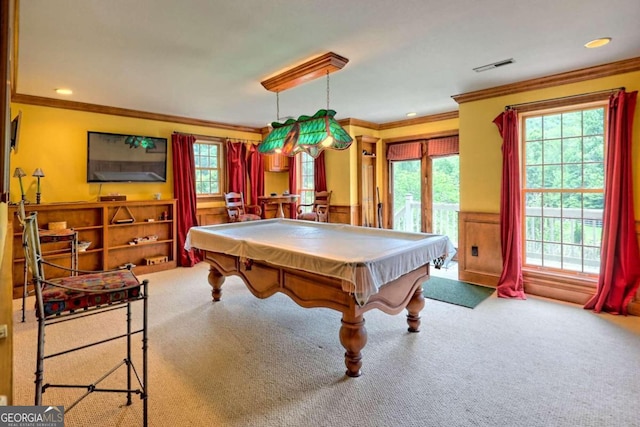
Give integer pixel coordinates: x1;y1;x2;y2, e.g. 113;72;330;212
131;235;159;245
32;168;45;204
160;211;168;221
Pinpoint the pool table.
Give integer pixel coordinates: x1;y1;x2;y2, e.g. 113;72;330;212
185;219;455;377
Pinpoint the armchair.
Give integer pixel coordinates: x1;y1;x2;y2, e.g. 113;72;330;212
224;192;262;222
296;190;332;223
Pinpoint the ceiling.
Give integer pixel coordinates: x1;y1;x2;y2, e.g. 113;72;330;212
15;0;640;130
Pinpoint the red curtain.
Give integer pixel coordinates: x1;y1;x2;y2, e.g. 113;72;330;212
288;155;298;218
585;90;640;315
493;110;526;299
171;133;201;267
314;151;327;192
226;140;246;193
247;144;264;206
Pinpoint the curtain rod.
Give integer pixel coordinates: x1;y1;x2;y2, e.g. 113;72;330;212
505;87;625;110
172;131;261;144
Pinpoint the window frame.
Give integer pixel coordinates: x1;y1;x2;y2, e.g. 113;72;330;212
193;137;225;202
297;152;315;212
519;100;608;281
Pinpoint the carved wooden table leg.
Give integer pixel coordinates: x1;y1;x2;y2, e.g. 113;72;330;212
406;285;425;332
207;267;225;301
339;313;367;377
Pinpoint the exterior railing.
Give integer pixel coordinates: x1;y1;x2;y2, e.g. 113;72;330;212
393;195;459;246
433;203;458;246
392;195;602;272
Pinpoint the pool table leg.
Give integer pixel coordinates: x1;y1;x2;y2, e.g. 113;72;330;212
339;313;367;377
406;285;425;332
207;267;225;301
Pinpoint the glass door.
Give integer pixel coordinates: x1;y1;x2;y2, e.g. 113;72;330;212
390;160;422;232
431;155;459;247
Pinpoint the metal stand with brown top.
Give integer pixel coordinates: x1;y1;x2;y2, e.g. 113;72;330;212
21;227;78;322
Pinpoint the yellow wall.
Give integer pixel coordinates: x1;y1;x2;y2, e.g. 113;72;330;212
11;70;640;216
8;104;462;213
459;71;640;214
379;119;459;140
326;143;356;206
264;170;289;195
9;103;261;204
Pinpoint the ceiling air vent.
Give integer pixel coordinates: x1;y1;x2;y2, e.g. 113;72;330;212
473;58;515;73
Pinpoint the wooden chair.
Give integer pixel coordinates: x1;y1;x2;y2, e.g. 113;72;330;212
296;190;332;223
19;203;148;425
224;192;262;222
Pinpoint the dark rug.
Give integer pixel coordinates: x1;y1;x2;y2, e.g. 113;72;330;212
423;276;495;308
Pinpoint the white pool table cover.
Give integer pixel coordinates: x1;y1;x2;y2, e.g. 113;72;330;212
185;219;455;305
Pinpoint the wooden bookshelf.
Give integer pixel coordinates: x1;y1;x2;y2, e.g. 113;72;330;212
356;135;380;227
10;200;177;299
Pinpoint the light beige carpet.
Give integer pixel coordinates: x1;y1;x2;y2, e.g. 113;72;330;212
12;262;640;426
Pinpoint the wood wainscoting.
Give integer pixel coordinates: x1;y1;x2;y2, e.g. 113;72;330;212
196;206;228;226
458;211;596;304
196;204;355;226
331;205;356;225
458;212;640;315
458;212;502;287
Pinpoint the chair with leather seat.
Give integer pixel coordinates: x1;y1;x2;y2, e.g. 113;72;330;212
224;192;262;222
296;190;332;223
19;202;148;425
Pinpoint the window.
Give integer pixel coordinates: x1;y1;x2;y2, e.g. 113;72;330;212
298;152;315;212
194;139;224;197
521;104;606;275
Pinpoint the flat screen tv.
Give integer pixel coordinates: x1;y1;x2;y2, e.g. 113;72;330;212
87;131;168;182
10;110;22;153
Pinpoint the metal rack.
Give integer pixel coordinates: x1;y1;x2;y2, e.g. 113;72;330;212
22;228;78;322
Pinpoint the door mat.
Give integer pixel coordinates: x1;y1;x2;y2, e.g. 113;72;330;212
423;276;494;308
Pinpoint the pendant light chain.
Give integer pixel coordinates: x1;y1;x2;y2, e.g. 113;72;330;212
276;91;280;121
326;71;330;111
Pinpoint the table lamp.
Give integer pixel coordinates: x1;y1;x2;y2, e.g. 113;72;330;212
13;167;26;201
32;168;45;204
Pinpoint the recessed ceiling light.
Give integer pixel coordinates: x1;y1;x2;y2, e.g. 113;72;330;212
55;88;73;95
406;112;417;117
584;37;611;48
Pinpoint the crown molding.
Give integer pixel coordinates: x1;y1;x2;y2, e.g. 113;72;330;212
25;53;636;135
11;93;262;133
452;56;640;104
337;111;460;132
339;118;380;130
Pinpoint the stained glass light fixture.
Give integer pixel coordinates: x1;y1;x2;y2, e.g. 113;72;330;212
258;53;353;158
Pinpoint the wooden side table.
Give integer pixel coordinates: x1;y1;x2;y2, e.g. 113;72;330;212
258;194;300;218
